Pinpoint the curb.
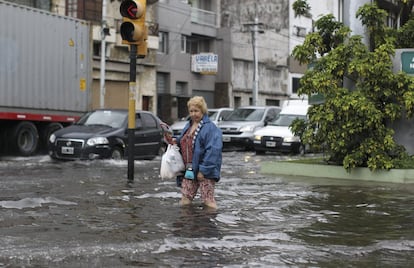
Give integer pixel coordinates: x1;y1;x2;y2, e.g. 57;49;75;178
261;161;414;184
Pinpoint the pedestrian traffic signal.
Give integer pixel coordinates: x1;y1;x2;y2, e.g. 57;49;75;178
120;0;148;57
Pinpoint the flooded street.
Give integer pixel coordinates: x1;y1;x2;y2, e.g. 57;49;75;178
0;152;413;267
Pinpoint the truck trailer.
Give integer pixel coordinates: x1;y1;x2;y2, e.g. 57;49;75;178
0;0;92;156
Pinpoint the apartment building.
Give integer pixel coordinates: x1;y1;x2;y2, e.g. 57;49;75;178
155;0;221;122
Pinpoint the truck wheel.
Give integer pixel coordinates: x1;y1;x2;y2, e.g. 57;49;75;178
12;121;39;156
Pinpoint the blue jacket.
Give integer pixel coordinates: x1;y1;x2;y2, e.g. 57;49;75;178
177;114;222;182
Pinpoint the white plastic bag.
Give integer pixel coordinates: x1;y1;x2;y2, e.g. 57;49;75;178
160;144;185;179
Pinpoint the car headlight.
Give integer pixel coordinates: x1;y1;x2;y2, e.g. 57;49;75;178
239;125;255;132
87;137;109;146
49;134;56;143
283;136;300;143
254;135;262;141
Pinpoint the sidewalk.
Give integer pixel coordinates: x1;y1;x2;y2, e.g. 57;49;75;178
261;161;414;184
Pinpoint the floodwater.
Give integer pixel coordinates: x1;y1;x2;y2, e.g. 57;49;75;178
0;151;413;267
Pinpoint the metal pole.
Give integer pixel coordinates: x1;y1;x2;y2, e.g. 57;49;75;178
127;45;137;183
99;0;107;108
252;16;259;106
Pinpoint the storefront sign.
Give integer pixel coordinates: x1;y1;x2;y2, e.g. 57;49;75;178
191;53;218;74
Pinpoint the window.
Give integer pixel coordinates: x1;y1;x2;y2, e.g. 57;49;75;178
176;82;187;96
265;108;281;121
158;31;168;54
234;96;241;108
141;113;157;129
386;13;397;28
292;77;301;95
93;41;100;57
294;26;307;37
66;0;101;22
157;73;169;94
67;0;77;17
187;35;211;54
135;114;143;129
266;99;280;106
181;35;191;53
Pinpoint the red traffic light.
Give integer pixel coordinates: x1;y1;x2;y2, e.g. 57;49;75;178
119;0;148;57
120;0;145;19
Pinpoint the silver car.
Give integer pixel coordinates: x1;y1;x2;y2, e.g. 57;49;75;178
170;108;233;137
218;106;281;150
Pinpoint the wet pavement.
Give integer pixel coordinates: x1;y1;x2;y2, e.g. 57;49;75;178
0;152;413;267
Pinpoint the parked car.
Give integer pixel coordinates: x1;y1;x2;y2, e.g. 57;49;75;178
208;107;233;125
170;115;190;137
253;100;310;155
170;107;233;136
218;106;281;150
48;109;169;160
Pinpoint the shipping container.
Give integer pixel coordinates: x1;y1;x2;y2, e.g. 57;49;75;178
0;0;92;156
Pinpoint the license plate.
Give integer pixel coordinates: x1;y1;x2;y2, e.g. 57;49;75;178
222;136;231;142
61;146;74;154
266;141;276;147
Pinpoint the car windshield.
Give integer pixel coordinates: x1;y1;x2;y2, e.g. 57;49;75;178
225;108;265;121
269;114;306;126
78;110;127;128
209;111;219;121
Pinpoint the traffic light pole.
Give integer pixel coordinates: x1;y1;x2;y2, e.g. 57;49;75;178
120;0;148;183
127;44;137;183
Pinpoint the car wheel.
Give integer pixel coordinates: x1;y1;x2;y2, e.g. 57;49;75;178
111;146;124;160
40;122;63;150
297;144;305;156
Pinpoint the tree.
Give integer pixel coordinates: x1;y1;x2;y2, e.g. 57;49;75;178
291;0;414;171
292;0;312;18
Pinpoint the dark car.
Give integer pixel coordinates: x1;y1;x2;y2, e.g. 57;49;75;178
48;109;169;160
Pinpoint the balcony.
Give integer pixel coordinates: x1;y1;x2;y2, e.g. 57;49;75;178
191;7;216;27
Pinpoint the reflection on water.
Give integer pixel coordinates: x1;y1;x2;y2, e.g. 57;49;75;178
0;153;413;267
172;205;220;239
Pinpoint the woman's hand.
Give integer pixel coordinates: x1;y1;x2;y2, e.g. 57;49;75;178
197;172;205;181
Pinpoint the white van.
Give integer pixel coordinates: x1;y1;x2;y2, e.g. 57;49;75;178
253;100;310;155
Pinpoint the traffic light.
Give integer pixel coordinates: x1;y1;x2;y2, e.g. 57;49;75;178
120;0;148;57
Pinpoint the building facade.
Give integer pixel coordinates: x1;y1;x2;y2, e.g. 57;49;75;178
154;0;221;122
6;0;409;125
155;0;342;121
4;0;339;124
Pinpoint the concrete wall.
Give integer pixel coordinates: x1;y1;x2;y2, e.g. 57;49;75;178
343;0;371;47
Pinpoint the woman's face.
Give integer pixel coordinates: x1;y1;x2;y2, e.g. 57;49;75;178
189;104;203;123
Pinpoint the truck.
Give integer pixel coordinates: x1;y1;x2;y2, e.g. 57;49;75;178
0;0;92;156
